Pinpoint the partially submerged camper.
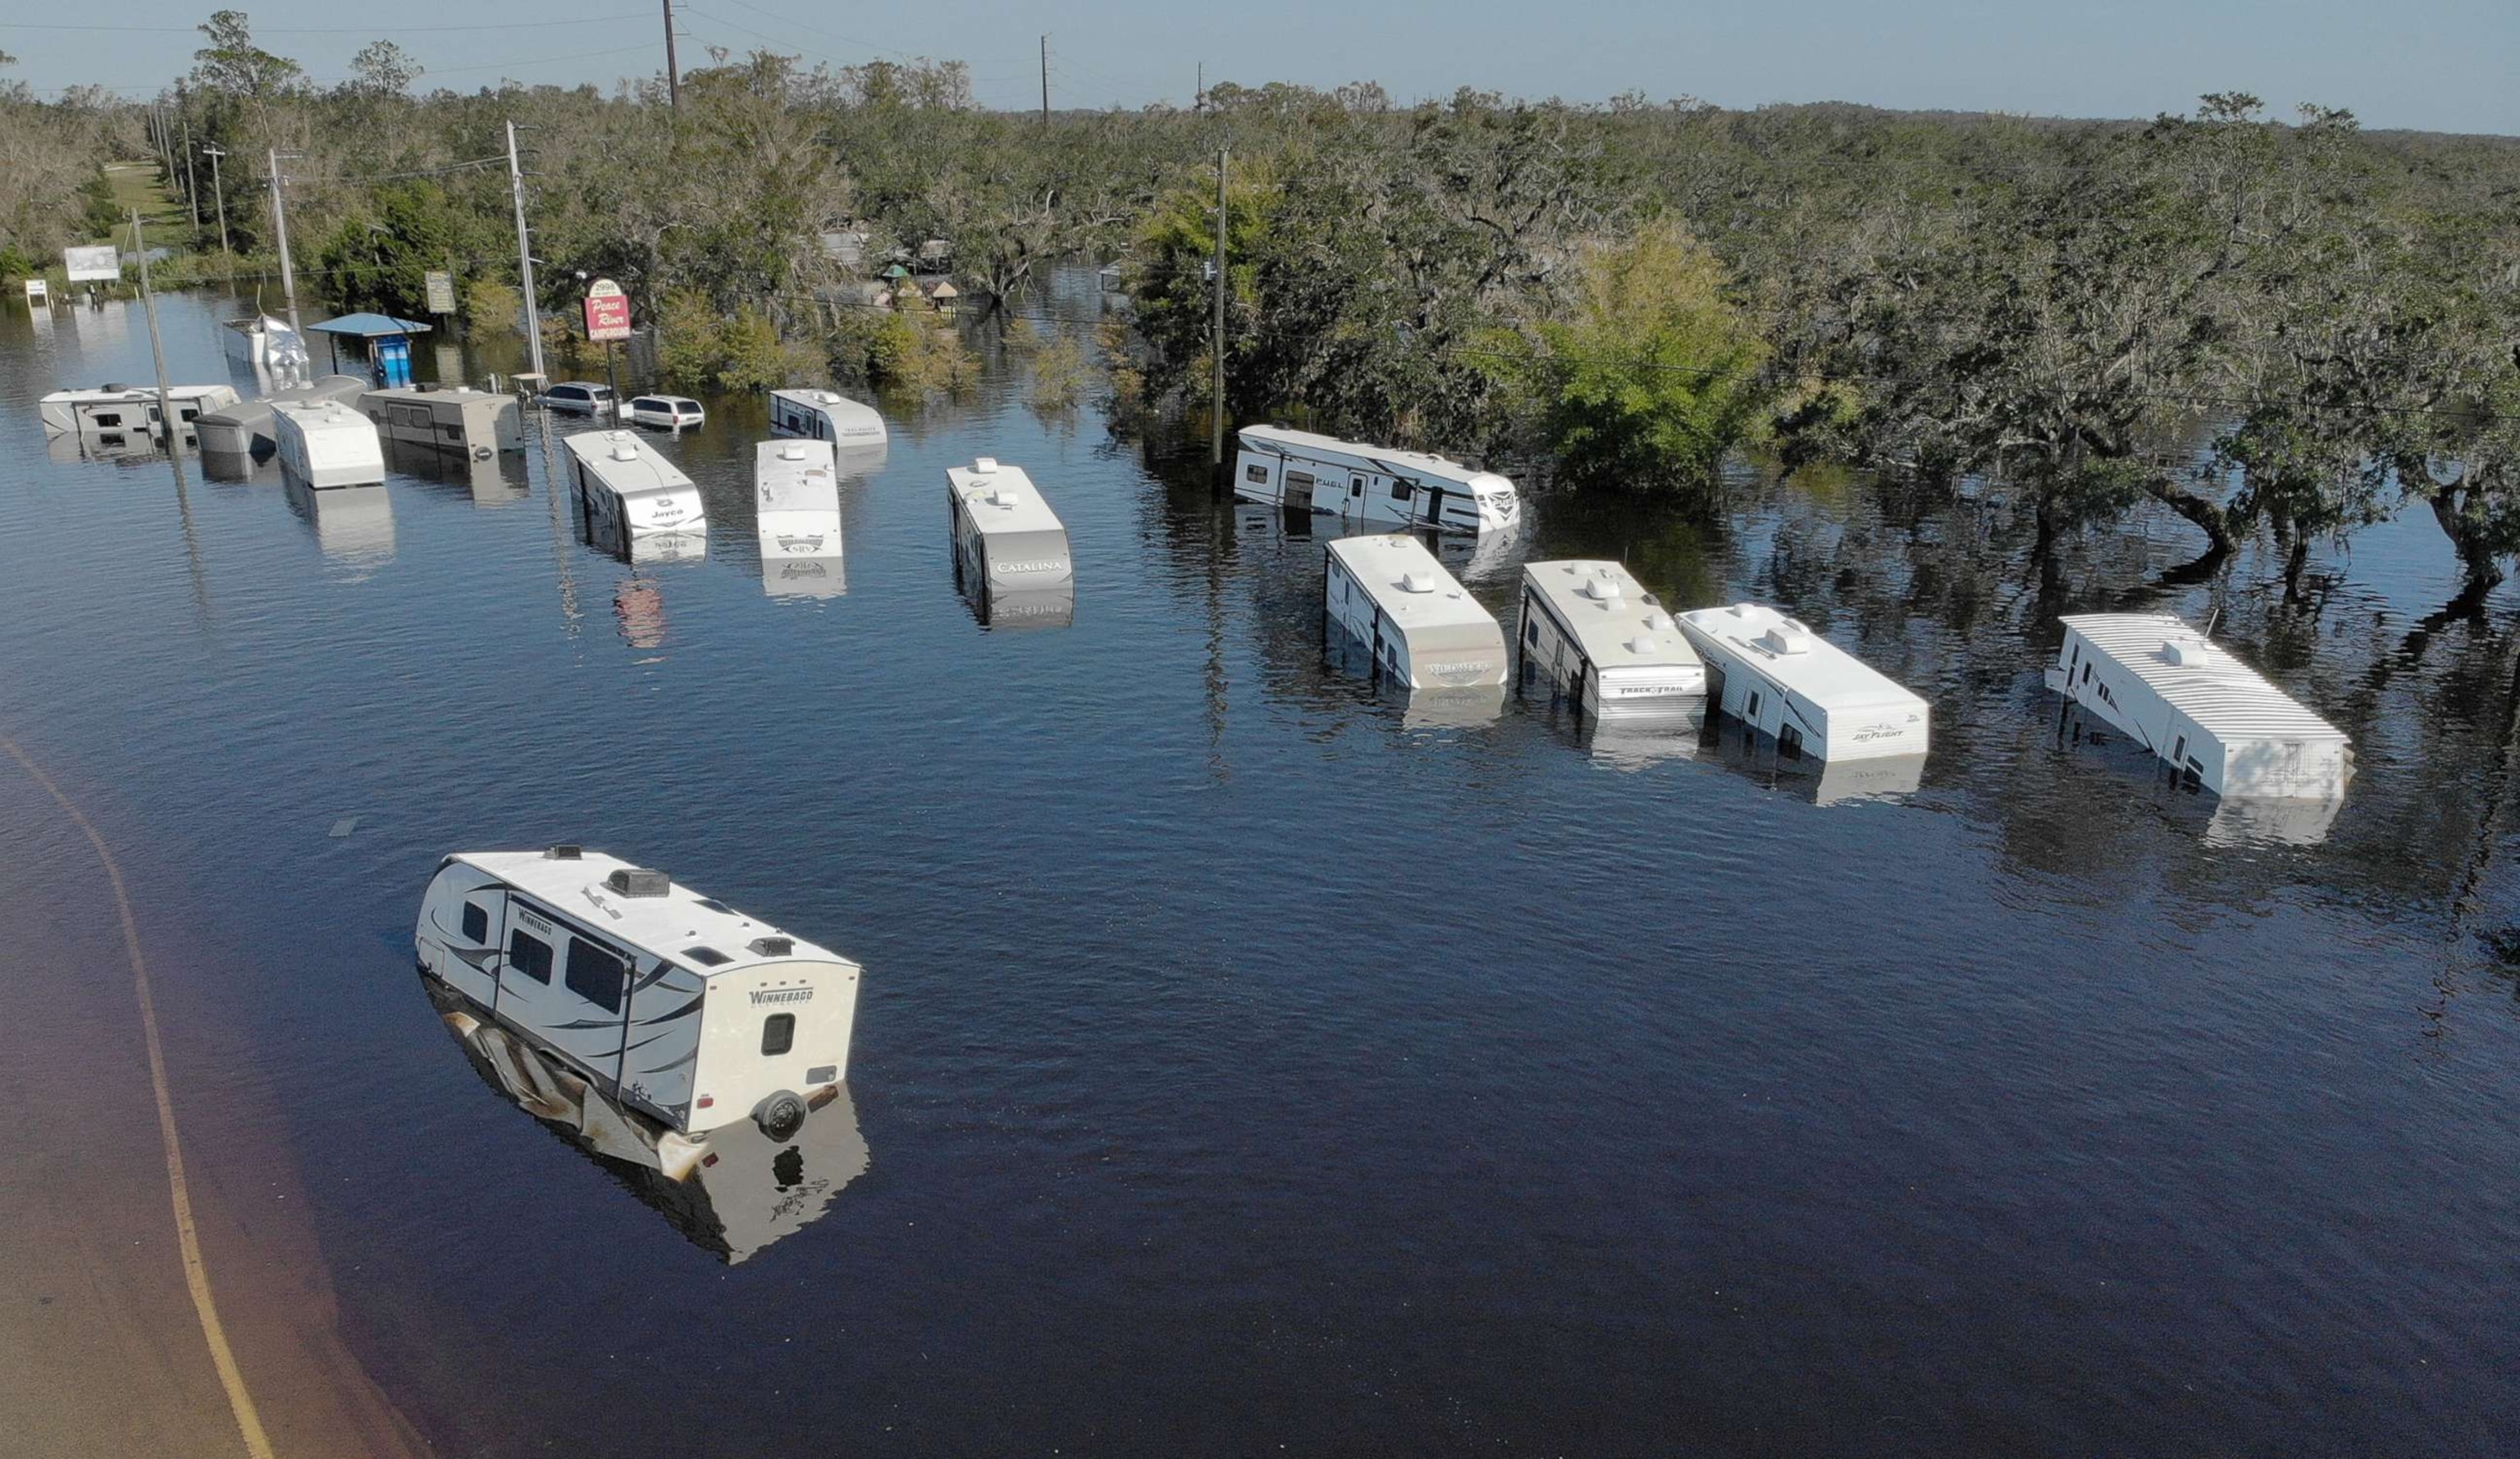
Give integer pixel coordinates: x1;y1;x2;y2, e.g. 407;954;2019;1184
272;399;386;488
415;847;863;1145
1518;560;1706;719
757;439;846;599
196;375;366;456
284;477;395;567
1677;603;1930;762
1323;533;1509;690
770;387;888;449
564;429;705;559
39;383;240;441
2047;613;2351;800
1235;425;1521;535
947;457;1073;623
360;384;523;458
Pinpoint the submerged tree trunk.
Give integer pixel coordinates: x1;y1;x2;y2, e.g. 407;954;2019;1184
2143;476;2240;556
2428;490;2506;597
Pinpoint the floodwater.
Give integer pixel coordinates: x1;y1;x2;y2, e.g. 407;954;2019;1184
3;276;2518;1457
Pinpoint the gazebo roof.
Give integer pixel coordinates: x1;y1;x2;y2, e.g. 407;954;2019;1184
308;312;434;338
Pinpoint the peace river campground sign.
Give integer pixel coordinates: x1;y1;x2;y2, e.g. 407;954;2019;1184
582;278;632;342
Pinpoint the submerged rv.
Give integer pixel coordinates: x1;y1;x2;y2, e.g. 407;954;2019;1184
39;384;240;442
564;429;705;559
1235;425;1520;535
272;399;386;488
416;847;863;1144
2048;613;2351;801
947;457;1073;626
196;375;366;457
1323;533;1509;690
1678;603;1929;763
758;440;846;600
360;385;523;458
1518;560;1707;719
770;388;888;449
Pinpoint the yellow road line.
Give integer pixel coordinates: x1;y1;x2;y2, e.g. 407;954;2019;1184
2;736;276;1459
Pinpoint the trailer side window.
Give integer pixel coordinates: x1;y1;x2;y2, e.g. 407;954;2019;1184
1244;463;1268;484
564;939;627;1014
761;1013;796;1056
1746;690;1764;721
1388;479;1409;502
506;929;554;984
460;901;489;943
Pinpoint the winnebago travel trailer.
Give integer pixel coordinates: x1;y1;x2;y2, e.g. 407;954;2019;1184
758;440;846;600
272;399;386;488
416;847;863;1143
360;385;523;458
1518;560;1707;720
1678;603;1929;763
39;384;240;443
431;988;869;1265
2047;613;2352;801
1323;533;1509;690
770;388;888;449
947;458;1073;627
1235;425;1521;535
564;429;705;559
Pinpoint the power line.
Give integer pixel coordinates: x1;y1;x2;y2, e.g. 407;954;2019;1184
0;16;648;34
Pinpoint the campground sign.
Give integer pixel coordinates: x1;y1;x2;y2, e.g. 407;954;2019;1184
582;278;632;342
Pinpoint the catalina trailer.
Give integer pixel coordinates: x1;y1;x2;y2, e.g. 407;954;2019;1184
770;388;888;449
1678;603;1929;762
947;458;1072;623
1518;560;1706;719
272;399;386;488
564;429;705;558
1323;533;1509;690
360;385;523;458
2047;613;2351;800
415;847;863;1143
1235;424;1520;535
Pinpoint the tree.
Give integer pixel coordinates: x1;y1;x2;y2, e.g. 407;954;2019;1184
190;11;304;100
345;40;422;98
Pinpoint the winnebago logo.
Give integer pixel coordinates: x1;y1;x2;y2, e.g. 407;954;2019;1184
751;987;815;1005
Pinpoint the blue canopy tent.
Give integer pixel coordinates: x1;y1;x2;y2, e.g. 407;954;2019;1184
308;312;434;387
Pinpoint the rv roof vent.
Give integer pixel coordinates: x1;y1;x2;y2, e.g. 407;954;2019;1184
1582;576;1623;602
547;844;583;859
749;935;795;957
103;382;130;393
2162;637;2209;667
1628;636;1660;654
1401;572;1436;593
606;867;671;897
610;440;641;462
780;443;807;461
1642;611;1673;632
992;488;1022;507
972;456;998;474
815;391;841;404
1728;604;1752;618
682;945;733;967
1760;625;1812;655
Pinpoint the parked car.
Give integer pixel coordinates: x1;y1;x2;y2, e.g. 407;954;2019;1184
541;381;617;417
626;394;706;431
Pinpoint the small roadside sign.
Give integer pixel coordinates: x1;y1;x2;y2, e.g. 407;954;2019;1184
583;278;632;342
63;245;119;281
423;270;457;315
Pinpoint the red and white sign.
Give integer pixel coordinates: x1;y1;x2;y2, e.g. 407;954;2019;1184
582;278;632;342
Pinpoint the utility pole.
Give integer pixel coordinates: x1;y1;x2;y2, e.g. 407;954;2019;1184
202;144;230;261
1195;61;1203;113
180;116;199;233
660;0;681;109
266;148;302;335
1039;35;1049;125
130;210;176;444
506;121;547;381
1211;146;1228;469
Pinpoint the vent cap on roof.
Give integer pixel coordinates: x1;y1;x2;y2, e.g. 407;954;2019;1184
1582;574;1623;602
815;391;841;404
749;935;795;958
971;456;998;474
606;868;670;897
1642;610;1673;632
2162;637;2212;667
992;487;1022;507
1401;572;1436;593
610;440;640;462
1759;622;1812;655
547;844;583;859
780;443;807;461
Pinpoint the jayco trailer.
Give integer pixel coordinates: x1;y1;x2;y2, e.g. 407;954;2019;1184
564;429;705;559
2048;613;2351;800
770;388;888;449
272;399;386;488
1235;425;1520;535
1678;603;1929;762
1518;560;1707;719
947;458;1072;623
1323;533;1509;690
416;847;863;1142
360;385;523;457
39;383;240;440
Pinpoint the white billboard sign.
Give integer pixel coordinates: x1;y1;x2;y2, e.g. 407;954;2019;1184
63;245;121;282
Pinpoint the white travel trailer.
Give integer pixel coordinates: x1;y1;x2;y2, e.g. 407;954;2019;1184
272;399;386;488
1323;533;1509;690
947;458;1073;623
1678;603;1930;762
196;375;366;456
1235;424;1521;535
564;429;706;559
415;847;863;1143
757;440;846;600
39;383;240;440
2047;613;2352;800
770;387;888;449
1518;560;1707;719
360;385;523;457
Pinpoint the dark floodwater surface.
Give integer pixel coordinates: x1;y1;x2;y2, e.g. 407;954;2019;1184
4;280;2518;1457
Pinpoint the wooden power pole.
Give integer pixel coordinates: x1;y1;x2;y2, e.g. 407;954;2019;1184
661;0;682;108
1211;147;1228;469
1039;35;1050;125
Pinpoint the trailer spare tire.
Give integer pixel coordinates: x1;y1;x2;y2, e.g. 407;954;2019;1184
754;1090;808;1141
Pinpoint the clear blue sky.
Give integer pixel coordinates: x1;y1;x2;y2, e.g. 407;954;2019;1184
5;0;2513;135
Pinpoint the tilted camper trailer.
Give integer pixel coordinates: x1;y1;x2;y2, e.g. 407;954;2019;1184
564;429;705;559
1323;534;1509;690
1518;560;1707;720
1678;603;1929;763
947;458;1073;626
770;388;889;449
1235;425;1521;536
272;399;386;488
360;385;523;458
2047;613;2351;801
416;848;863;1142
